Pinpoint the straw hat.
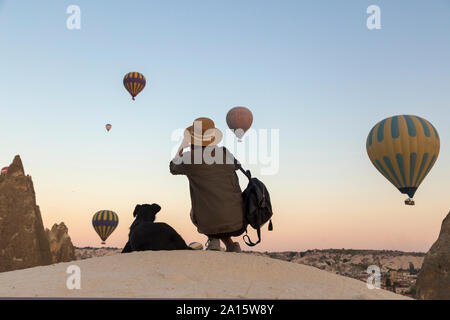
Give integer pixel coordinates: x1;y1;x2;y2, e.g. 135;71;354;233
185;117;223;146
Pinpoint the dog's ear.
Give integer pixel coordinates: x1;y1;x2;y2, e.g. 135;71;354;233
133;205;142;217
151;204;162;215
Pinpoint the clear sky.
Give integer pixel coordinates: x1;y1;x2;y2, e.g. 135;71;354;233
0;0;449;252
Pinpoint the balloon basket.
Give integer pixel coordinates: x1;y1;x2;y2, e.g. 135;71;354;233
238;138;242;143
101;241;106;245
405;198;415;206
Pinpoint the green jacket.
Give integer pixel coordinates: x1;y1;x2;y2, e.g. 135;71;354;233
170;146;245;235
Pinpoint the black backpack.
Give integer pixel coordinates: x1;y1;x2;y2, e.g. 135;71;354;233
237;164;273;247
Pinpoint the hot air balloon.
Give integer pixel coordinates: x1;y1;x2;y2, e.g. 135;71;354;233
123;72;146;100
226;106;253;142
105;124;112;132
92;210;119;244
1;167;8;175
366;115;440;205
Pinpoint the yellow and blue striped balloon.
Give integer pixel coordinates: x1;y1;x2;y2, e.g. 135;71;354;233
123;72;146;100
367;115;440;203
92;210;119;244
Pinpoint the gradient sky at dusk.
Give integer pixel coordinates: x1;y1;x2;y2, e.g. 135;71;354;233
0;0;449;252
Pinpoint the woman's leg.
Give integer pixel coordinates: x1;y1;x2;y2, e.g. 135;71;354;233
221;237;234;251
206;237;221;251
221;237;242;253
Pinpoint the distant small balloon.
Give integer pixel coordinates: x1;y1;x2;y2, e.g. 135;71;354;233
123;72;146;100
106;124;112;132
1;167;8;174
226;106;253;141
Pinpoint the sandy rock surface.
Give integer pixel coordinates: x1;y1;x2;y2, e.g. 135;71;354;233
0;250;409;299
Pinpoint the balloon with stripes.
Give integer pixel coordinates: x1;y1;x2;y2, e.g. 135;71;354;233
123;72;146;100
366;115;440;205
92;210;119;244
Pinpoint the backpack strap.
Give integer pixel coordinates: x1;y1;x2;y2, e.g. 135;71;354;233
243;227;262;247
239;166;251;181
223;147;251;181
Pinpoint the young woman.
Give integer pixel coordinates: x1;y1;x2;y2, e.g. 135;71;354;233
170;117;245;253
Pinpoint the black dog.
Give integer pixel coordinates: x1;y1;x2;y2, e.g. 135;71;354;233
122;203;191;253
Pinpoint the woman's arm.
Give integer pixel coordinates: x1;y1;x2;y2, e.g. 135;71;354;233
170;138;191;175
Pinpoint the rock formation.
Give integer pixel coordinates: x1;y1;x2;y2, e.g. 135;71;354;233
46;222;76;263
416;212;450;300
0;155;53;272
